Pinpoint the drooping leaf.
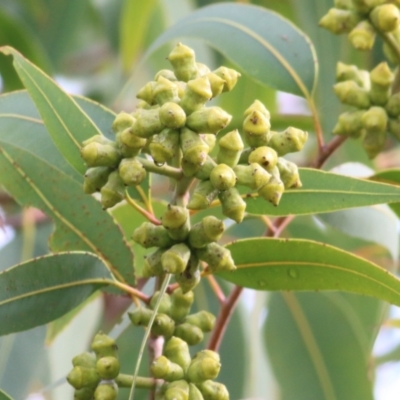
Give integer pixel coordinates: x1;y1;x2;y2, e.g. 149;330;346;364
0;252;112;336
0;389;13;400
217;238;400;306
245;168;400;216
145;3;318;98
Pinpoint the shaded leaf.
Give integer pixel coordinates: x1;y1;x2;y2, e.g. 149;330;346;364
0;389;13;400
0;252;111;336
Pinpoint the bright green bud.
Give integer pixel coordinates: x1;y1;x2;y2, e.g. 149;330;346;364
336;62;370;89
197;381;229;400
116;129;147;157
195;242;236;272
276;158;302;188
233;163;271;190
82;135;113;147
162;204;190;241
200;133;217;151
159;102;187;129
149;128;180;164
195;350;220;363
319;8;360;34
188;216;225;249
258;176;285;206
151;313;176;337
83;167;111;194
181;127;210;165
248;146;278;171
112;112;135;133
165;380;190;400
170;289;194;322
219;187;246;223
100;171;125;209
162;243;192;274
72;352;97;369
174;322;204;345
243;110;271;136
67;366;100;390
188;180;219;210
128;307;153;326
195;156;218;181
180;77;213;115
80;142;120;168
142;248;166;277
151;355;185;381
132;222;174;248
213;66;241;92
136;81;157;105
185;311;216;332
153;76;180;105
164;337;191;371
150;291;172;315
74;387;95;400
388;117;400;140
186;107;232;134
168;43;198;82
118;157;146;186
175;254;201;293
333;80;370;108
91;332;118;359
370;4;400;32
189;383;205;400
362;130;387;158
244;100;271;119
386;92;400;117
131;108;163;138
187;355;221;383
210;164;237;191
94;382;118;400
155;69;177;82
369;62;394;105
96;356;120;380
348;20;376;50
333;110;366;137
205;72;226;98
268;127;308;156
217;129;245;167
361;106;388;133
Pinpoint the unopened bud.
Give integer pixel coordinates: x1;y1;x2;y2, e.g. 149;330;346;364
332;110;365;137
336;62;370;89
136;81;157;105
96;356;120;380
162;204;190;241
205;72;226;97
213;66;241;92
196;62;211;77
175;254;201;293
185;311;216;332
217;129;244;167
195;242;236;272
258;176;285;206
168;43;198;82
100;171;125;209
370;4;400;33
128;307;153;326
164;380;190;400
189;383;204;400
151;313;175;337
388;117;400;140
268;127;308;156
159;102;186;129
186;107;232;134
94;382;118;400
91;332;118;359
155;69;177;82
112;112;135;133
361;106;388;133
180;77;213;115
119;157;146;186
153;76;180;105
174;322;204;346
233;163;271;190
188;180;219;210
142;248;166;277
150;291;172;315
195;156;218;181
362;130;387;158
277;158;302;188
348;20;376;50
386;92;400;117
162;243;192;274
151;356;185;381
81;141;120;168
210;163;237;191
333;80;370;108
67;366;100;390
181;127;210;165
370;62;394;105
164;337;191;371
319;8;360;34
72;352;97;369
200;133;217;152
187;355;221;383
170;289;194;322
219;187;246;223
83;167;111;194
149;128;180;164
188;216;225;249
131;108;163;138
197;381;229;400
132;222;174;249
248;146;278;171
244;100;271;119
74;387;95;400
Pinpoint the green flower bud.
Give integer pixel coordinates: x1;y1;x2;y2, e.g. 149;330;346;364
333;80;370;108
188;216;225;249
369;62;394;105
150;128;180;164
197;381;229;400
205;72;226;98
175;254;201;293
168;43;198;82
196;62;211;77
155;69;177;82
118;157;146;186
131;108;163;138
181;127;210;166
233;163;271;191
82;135;113;147
189;383;205;400
174;322;204;346
210;164;237;191
94;382;118;400
72;352;97;368
83;167;111;194
150;291;172;315
151;355;185;381
258;176;285;206
187;355;221;383
243;110;271;136
96;356;120;380
383;25;400;63
212;67;241;92
67;366;100;390
142;248;166;277
182;158;202;177
268;127;308;156
238;147;252;164
180;77;213;115
112;112;135;133
186;107;232;134
100;171;125;209
351;0;384;13
334;0;353;9
248;146;278;171
276;158;302;188
332;110;366;137
244;100;271;119
362;130;387;158
162;204;190;241
319;8;361;34
195;156;218;181
116;129;147;157
218;187;246;223
153;76;180;105
388;117;400;140
74;387;95;400
128;307;153;326
370;4;400;32
159;102;187;129
164;336;192;371
185;311;216;332
132;222;174;249
162;243;192;274
200;133;217;152
195;242;236;272
81;142;120;168
195;350;220;363
348;20;376;50
164;380;190;400
151;313;176;337
336;62;370;89
188;180;219;210
91;332;118;359
136;81;157;105
386;92;400;117
217;129;245;167
170;289;194;322
361;106;388;133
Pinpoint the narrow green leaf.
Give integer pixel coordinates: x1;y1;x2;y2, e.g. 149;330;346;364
0;46;103;173
0;252;111;336
0;389;13;400
245;168;400;216
217;238;400;306
372;169;400;184
145;3;318;98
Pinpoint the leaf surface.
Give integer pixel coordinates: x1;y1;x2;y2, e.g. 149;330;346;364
0;389;13;400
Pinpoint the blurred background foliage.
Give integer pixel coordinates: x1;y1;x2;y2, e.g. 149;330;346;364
0;0;399;399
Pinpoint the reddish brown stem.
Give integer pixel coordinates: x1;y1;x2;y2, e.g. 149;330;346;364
207;275;226;304
313;136;348;169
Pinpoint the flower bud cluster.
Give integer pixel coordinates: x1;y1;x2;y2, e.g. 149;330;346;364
319;1;400;53
332;61;400;157
129;289;216;346
67;332;120;399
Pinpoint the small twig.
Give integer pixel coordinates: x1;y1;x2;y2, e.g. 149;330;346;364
109;280;151;304
125;192;161;225
115;374;158;389
312;135;348;169
206;275;226;304
172;176;194;207
140;158;183;180
308;97;325;153
274;215;295;238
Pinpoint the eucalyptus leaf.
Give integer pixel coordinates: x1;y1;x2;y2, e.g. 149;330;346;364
0;389;13;400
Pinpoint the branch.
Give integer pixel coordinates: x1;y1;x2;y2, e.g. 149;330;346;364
312;135;348;169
